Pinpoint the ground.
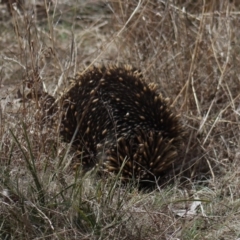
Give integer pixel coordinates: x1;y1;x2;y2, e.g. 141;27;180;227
0;0;240;239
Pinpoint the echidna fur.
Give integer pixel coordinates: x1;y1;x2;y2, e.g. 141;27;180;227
58;64;184;185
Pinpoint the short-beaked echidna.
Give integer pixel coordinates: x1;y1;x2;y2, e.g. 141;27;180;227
58;64;184;184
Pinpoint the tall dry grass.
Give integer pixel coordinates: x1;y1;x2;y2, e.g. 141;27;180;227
0;0;240;239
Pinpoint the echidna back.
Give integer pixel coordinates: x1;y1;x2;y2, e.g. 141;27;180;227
60;65;183;182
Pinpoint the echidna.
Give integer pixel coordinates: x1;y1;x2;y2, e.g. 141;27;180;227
58;64;184;184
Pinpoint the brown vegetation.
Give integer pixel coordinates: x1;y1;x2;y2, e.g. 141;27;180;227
1;0;240;239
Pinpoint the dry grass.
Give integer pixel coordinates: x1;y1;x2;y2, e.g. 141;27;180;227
1;0;240;239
